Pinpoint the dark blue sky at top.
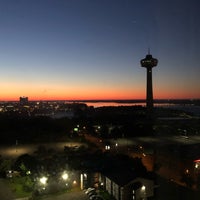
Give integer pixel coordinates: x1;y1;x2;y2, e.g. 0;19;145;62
0;0;200;99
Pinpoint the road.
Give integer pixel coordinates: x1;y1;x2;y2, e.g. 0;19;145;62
0;179;15;200
1;134;200;191
0;142;85;158
40;190;88;200
0;179;87;200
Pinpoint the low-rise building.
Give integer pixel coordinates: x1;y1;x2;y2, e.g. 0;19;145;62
99;172;154;200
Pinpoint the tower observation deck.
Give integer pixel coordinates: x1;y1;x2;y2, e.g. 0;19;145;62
140;52;158;110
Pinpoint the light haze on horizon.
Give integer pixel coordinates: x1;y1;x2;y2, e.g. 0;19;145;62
0;0;200;101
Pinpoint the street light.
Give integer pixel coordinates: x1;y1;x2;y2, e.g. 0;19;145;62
62;172;69;180
73;180;77;185
140;185;146;199
40;176;48;185
141;185;146;191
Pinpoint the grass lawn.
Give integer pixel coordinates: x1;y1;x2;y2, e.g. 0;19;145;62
99;190;115;200
6;176;81;199
6;177;32;198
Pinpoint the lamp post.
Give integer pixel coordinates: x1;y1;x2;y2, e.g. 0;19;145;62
39;176;48;191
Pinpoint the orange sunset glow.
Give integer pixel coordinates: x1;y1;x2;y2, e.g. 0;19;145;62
0;0;199;102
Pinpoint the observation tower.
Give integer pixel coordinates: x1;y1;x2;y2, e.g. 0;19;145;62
140;51;158;110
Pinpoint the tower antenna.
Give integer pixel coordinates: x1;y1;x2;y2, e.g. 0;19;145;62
148;48;151;55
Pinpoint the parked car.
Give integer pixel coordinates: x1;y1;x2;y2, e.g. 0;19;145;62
90;194;97;200
94;196;103;200
85;187;95;194
88;190;97;197
90;195;103;200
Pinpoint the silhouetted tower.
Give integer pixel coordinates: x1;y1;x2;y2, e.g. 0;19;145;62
140;51;158;110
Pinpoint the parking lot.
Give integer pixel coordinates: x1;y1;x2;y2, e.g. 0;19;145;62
40;190;88;200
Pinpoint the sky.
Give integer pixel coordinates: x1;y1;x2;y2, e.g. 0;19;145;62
0;0;200;101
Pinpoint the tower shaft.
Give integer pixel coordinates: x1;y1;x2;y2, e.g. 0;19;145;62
146;67;153;109
140;53;158;111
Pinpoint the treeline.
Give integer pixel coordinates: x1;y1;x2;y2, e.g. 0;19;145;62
1;105;197;144
0;106;153;144
84;106;155;138
0;114;74;144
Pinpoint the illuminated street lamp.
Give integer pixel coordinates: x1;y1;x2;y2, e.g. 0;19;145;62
40;176;48;185
73;180;77;185
62;172;69;180
140;185;146;199
141;185;146;191
38;176;48;191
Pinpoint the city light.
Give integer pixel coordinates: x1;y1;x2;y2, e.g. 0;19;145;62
105;145;110;150
194;159;200;170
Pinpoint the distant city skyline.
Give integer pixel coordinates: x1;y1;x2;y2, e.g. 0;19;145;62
0;0;200;101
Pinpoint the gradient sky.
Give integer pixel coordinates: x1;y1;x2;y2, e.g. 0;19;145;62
0;0;200;101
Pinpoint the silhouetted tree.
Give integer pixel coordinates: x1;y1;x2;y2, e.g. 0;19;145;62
14;154;39;174
0;157;12;177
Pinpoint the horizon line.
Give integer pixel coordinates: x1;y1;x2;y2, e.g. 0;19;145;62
0;98;200;102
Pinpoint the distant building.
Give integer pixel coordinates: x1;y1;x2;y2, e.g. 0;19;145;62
19;96;28;105
52;110;75;119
